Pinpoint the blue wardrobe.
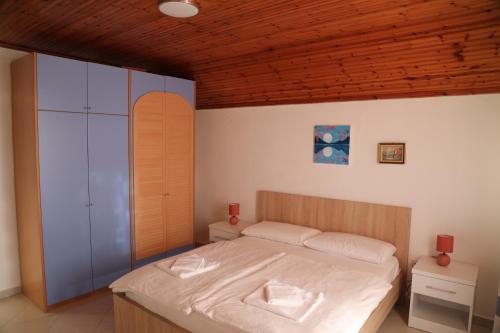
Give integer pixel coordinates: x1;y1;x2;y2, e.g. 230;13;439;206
37;53;131;305
12;53;131;309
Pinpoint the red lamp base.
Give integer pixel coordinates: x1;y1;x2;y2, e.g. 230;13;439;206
229;216;239;225
436;253;451;266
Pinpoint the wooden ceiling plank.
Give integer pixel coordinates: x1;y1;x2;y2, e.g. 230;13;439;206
1;0;499;107
137;0;499;65
187;19;500;74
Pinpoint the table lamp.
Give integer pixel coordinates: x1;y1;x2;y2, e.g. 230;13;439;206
436;234;454;266
229;203;240;225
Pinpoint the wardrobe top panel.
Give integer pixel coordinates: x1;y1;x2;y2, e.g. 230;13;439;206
131;70;195;111
35;53;194;114
87;62;128;115
37;53;87;113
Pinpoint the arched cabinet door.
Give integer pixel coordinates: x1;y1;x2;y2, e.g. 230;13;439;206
132;92;193;261
133;92;167;260
164;93;194;251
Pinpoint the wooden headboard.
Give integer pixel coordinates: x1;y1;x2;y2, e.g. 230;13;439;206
256;191;411;278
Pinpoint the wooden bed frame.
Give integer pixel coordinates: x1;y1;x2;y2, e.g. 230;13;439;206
114;191;411;333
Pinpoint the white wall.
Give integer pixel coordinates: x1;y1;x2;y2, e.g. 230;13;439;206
195;94;500;318
0;47;27;296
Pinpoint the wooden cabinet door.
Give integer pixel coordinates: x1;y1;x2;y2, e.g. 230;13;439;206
164;93;194;250
88;63;128;115
133;92;166;260
37;53;87;113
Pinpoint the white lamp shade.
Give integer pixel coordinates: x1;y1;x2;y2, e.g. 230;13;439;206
159;0;199;18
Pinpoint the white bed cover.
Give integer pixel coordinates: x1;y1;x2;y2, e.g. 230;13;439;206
114;236;400;333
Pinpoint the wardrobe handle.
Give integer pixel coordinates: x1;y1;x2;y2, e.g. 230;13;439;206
85;203;90;208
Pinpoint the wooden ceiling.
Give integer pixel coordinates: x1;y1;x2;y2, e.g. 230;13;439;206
1;0;499;109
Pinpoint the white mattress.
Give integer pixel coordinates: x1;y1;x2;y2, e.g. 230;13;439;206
118;236;400;333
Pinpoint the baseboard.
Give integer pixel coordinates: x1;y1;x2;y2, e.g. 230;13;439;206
474;314;494;329
0;286;21;299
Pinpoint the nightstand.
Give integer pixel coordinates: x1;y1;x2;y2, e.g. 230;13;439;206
409;256;479;333
208;220;253;242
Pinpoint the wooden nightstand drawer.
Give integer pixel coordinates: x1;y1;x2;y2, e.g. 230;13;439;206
412;274;474;306
208;221;254;243
209;229;240;242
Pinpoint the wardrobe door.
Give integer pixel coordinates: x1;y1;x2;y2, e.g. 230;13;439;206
164;76;196;110
133;92;166;260
37;54;87;113
88;114;130;289
38;111;93;305
131;71;164;107
88;63;128;115
164;93;194;250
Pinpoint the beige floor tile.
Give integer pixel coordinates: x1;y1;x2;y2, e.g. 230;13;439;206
94;321;115;333
379;305;492;333
472;325;494;333
0;318;52;333
0;294;30;327
0;295;57;333
50;310;103;330
11;302;56;322
46;322;97;333
99;310;114;327
50;293;112;330
58;294;112;316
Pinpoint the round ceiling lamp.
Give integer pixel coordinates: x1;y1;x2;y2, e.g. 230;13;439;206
158;0;199;18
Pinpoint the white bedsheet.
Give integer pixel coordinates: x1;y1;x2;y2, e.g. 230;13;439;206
111;240;285;314
113;236;400;333
192;253;392;333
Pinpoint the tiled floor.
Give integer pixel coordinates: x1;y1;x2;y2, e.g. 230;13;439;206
378;304;491;333
0;292;492;333
0;293;113;333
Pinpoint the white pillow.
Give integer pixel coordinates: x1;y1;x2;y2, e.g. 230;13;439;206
241;221;321;246
304;232;396;264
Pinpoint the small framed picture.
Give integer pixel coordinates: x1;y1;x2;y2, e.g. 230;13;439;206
378;143;405;164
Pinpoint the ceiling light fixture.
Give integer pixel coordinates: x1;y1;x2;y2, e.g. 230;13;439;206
158;0;199;18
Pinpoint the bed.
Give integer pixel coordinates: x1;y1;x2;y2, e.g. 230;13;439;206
113;191;411;333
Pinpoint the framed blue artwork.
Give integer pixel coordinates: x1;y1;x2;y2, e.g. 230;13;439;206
314;125;350;165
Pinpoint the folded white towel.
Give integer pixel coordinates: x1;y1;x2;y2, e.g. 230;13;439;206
156;254;220;279
244;280;324;322
171;254;206;272
265;282;303;306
